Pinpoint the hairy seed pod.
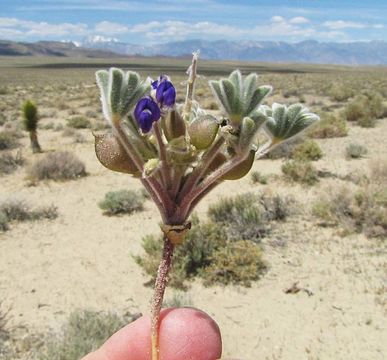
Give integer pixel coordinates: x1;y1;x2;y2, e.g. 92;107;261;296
188;115;219;150
163;109;186;141
221;150;255;180
94;132;141;177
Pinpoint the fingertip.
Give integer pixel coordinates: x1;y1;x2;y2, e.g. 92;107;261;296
98;307;222;360
159;307;222;360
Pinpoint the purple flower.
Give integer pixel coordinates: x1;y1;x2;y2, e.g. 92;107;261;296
134;97;161;133
156;80;176;107
151;75;168;89
151;75;176;107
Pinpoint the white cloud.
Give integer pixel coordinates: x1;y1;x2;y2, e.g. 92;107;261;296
0;17;87;38
94;21;128;35
130;20;245;41
323;20;366;29
271;16;285;23
0;15;380;44
289;16;309;24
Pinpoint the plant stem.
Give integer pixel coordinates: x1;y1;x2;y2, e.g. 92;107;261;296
112;121;174;221
182;52;199;122
178;136;225;202
153;121;172;190
151;236;175;360
180;154;247;219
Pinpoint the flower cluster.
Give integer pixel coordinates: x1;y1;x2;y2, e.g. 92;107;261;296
94;56;320;360
134;75;176;133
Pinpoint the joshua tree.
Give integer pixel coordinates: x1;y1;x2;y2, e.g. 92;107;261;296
22;100;41;153
94;53;319;359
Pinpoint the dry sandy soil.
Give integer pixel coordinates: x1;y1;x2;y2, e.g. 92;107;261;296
1;89;386;359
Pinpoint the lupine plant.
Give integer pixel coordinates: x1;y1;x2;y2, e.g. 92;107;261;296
94;53;319;359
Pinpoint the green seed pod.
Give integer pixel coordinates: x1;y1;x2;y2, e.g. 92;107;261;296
94;132;140;177
167;137;197;165
221;150;255;180
188;114;219;150
163;109;186;141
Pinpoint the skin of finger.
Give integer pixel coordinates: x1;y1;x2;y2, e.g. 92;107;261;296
83;307;222;360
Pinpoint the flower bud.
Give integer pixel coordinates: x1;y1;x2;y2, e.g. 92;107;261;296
163;109;186;141
94;132;140;177
188;114;219;150
221;150;255;180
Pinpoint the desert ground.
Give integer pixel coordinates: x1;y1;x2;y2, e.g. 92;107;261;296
0;57;386;360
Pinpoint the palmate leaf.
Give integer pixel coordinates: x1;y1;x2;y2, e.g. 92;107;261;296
261;103;319;143
95;68;150;123
209;70;271;124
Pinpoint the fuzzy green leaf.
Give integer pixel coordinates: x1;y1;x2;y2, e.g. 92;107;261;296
210;80;232;114
244;85;272;116
238;117;258;151
229;70;242;97
108;68;124;115
262;103;319;142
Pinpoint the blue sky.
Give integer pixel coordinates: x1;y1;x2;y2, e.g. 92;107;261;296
0;0;386;44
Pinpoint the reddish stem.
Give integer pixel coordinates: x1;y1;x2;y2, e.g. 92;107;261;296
151;236;175;360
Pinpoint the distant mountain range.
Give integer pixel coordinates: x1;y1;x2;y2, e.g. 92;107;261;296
1;38;387;65
0;39;120;58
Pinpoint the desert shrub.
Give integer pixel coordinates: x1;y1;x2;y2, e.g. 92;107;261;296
0;131;18;151
0;152;24;175
250;171;268;184
201;240;266;287
135;217;227;289
344;93;384;127
298;95;306;103
136;192;291;288
345;143;368;159
329;85;354;102
66;116;91;129
28;152;86;181
0;212;9;231
37;310;130;360
0;87;8;95
291;140;323;161
0;198;58;226
98;190;145;215
0;113;7;126
282;160;319;185
344;97;365;122
313;186;387;238
208;192;292;242
365;91;385;118
356;114;376;128
308;113;348;138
